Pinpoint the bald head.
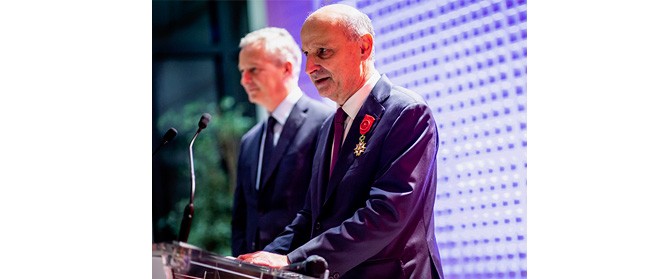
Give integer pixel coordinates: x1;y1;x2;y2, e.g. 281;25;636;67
306;4;375;48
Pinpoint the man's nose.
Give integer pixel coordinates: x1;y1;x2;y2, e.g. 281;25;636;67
305;55;320;75
241;71;251;85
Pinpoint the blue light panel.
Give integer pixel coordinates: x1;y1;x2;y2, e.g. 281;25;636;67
353;0;527;278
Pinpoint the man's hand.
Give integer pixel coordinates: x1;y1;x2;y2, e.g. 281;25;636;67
237;251;290;268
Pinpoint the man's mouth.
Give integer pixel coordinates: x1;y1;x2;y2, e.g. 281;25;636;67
314;77;330;86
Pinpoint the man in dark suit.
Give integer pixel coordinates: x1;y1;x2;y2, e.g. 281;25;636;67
231;27;333;256
238;4;444;279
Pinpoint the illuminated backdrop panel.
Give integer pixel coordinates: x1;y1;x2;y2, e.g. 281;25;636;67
268;0;527;278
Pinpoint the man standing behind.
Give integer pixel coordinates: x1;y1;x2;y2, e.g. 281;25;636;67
232;27;332;256
239;4;444;279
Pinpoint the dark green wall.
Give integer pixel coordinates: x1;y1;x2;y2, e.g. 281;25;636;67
152;0;250;245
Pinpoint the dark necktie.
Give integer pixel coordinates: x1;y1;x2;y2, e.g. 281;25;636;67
329;107;346;177
260;116;276;187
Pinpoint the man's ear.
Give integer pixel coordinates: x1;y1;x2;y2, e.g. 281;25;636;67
359;33;374;60
283;61;293;76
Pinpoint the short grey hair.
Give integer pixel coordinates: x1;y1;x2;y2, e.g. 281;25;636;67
239;27;302;81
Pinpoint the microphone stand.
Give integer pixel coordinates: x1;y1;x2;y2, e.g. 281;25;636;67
178;113;210;243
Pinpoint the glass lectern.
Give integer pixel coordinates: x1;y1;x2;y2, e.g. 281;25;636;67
153;242;328;279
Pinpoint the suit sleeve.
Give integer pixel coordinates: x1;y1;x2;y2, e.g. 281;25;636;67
263;189;313;254
231;143;248;257
287;103;438;274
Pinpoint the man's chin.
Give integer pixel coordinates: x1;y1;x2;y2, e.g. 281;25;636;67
315;85;333;98
247;95;260;105
317;92;339;103
316;90;331;99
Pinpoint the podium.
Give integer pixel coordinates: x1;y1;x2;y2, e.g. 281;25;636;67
153;242;328;279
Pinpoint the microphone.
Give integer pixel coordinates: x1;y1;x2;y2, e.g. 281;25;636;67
282;255;328;278
153;127;178;156
178;113;212;243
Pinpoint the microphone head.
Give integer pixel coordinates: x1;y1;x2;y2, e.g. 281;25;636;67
163;127;178;142
305;255;328;277
198;113;211;130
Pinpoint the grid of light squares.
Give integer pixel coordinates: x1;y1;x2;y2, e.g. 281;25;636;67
354;0;527;278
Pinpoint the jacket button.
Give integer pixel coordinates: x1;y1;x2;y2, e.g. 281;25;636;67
251;242;256;250
314;222;321;230
331;272;340;279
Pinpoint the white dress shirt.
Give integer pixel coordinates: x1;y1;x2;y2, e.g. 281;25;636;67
330;71;380;165
255;88;303;189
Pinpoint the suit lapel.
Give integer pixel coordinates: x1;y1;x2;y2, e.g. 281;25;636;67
260;96;309;190
247;123;264;194
315;116;334;211
323;75;391;205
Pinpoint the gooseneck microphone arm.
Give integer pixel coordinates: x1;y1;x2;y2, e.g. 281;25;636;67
178;113;211;243
188;129;200;203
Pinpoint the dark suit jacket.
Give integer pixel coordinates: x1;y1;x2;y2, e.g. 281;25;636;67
232;94;333;256
264;75;444;279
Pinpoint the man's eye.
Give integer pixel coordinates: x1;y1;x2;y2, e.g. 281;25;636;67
318;48;327;57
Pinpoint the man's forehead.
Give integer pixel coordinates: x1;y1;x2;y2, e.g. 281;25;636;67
301;35;331;47
301;21;343;46
238;47;266;65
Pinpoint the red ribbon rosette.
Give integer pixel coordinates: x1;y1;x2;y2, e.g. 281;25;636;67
359;114;375;135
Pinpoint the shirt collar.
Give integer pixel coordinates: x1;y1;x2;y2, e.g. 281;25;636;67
340;71;380;120
271;87;303;125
